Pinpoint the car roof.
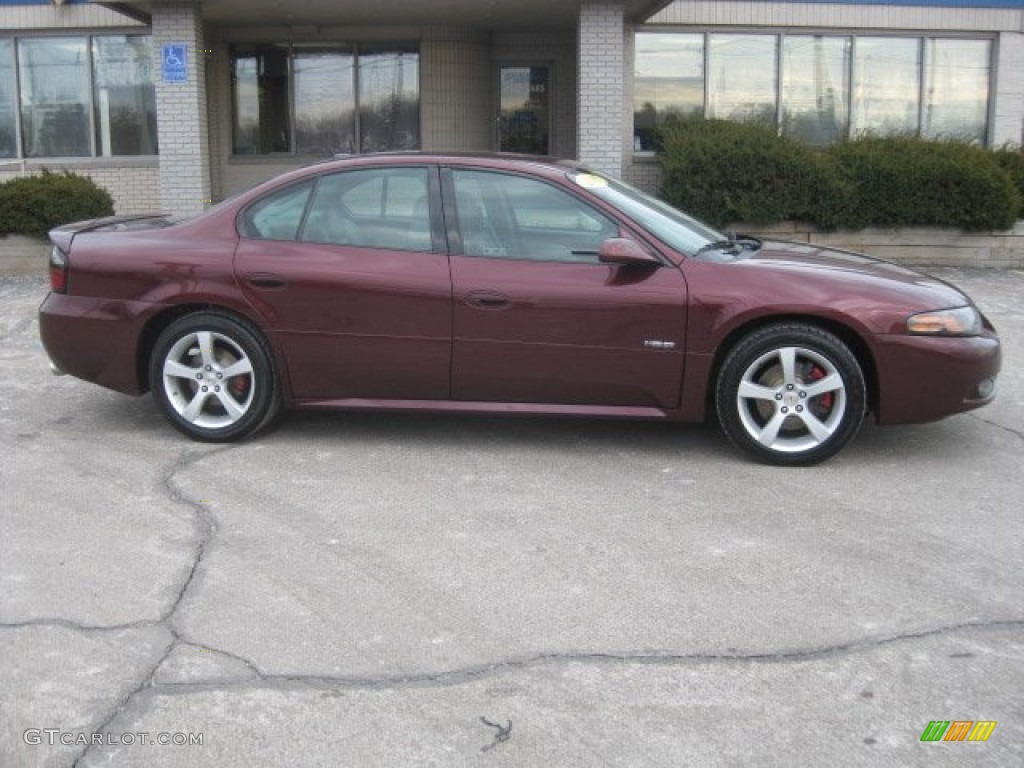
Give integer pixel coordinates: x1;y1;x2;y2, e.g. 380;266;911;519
310;151;590;177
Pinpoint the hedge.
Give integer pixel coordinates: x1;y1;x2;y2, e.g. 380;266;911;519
657;119;1022;232
0;170;114;239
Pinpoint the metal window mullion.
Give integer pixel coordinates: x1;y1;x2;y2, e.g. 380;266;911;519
775;33;783;135
848;36;857;141
702;32;709;119
985;37;996;147
288;44;296;154
353;44;361;154
917;37;926;138
12;37;24;160
86;35;98;157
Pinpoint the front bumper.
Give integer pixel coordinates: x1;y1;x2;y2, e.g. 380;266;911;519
872;330;1001;425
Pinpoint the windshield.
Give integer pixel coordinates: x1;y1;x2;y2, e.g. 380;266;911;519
568;170;724;255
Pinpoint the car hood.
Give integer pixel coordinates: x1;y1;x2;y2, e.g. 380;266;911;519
737;238;972;309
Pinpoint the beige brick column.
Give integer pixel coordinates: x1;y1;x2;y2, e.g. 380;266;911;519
577;0;625;178
993;32;1024;147
151;1;211;216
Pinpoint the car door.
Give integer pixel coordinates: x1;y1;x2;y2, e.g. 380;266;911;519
444;167;688;408
234;165;452;401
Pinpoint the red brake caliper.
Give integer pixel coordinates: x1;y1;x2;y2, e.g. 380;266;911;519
809;366;833;410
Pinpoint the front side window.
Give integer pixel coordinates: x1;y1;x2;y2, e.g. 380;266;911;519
453;170;617;263
230;43;420;156
302;167;432;251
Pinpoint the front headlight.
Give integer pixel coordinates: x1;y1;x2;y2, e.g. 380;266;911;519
906;306;982;336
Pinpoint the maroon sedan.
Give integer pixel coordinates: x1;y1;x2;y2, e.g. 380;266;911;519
39;153;1000;465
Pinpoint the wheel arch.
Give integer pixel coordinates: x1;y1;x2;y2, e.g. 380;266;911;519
706;314;880;420
135;303;286;397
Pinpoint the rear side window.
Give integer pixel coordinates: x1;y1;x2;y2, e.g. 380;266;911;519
301;167;432;252
238;181;314;240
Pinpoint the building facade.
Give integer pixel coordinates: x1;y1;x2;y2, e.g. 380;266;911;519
1;0;1022;217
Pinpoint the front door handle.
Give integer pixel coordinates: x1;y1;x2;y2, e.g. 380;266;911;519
244;273;287;290
465;291;510;310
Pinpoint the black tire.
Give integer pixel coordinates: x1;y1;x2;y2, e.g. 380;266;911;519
715;324;866;466
149;311;280;442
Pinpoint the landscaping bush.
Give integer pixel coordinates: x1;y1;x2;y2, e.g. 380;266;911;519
658;119;852;230
656;120;1022;232
992;144;1024;206
0;170;114;239
827;136;1020;231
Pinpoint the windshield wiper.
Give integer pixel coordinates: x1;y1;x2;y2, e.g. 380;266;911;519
693;232;762;258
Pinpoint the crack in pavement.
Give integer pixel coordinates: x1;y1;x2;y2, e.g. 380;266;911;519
967;411;1024;442
93;616;1024;698
67;445;234;768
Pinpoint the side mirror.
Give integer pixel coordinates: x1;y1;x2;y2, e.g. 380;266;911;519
598;238;660;266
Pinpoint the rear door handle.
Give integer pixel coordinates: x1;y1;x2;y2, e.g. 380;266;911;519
465;291;510;310
244;273;287;290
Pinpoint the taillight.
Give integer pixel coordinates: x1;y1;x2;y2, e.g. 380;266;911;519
49;246;68;294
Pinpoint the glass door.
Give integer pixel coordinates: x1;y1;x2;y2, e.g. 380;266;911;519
498;64;551;155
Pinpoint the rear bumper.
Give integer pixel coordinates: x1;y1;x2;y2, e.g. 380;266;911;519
872;331;1001;425
39;292;156;395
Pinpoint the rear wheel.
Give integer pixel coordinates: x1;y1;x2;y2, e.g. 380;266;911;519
716;324;866;465
149;312;279;441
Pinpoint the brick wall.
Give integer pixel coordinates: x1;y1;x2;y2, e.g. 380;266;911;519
151;1;211;217
994;32;1024;146
578;0;625;177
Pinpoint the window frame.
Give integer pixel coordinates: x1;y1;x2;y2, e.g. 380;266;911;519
442;166;622;264
229;41;421;158
1;31;157;161
633;27;996;150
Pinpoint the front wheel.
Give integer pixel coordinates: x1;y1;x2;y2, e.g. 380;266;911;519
149;312;280;442
716;324;866;466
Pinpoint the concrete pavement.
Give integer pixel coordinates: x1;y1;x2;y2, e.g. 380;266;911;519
1;269;1022;766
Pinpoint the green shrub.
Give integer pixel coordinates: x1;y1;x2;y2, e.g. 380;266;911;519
655;120;1022;232
826;136;1020;231
992;144;1024;205
658;119;852;229
0;170;114;239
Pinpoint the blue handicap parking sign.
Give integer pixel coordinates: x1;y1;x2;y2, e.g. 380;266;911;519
162;44;188;84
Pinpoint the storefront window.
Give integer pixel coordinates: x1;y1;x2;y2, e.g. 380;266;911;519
294;47;355;155
633;32;703;151
359;47;419;153
633;30;991;148
92;36;157;156
0;40;16;158
232;45;290;155
923;38;990;143
707;34;777;126
852;37;921;137
782;36;851;146
230;43;420;157
18;37;91;157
